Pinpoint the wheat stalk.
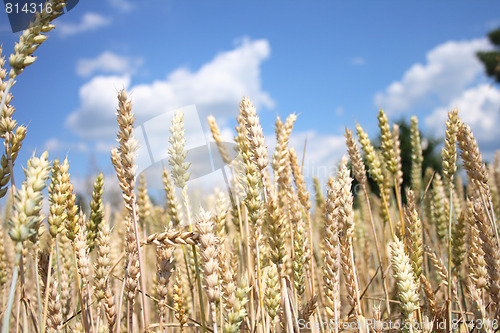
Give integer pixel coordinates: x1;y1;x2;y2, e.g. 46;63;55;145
111;89;148;331
334;157;362;316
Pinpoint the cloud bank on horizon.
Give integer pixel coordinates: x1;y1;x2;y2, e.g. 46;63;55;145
45;34;500;187
375;37;499;156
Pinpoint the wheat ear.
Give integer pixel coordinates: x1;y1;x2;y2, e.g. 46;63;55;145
289;147;315;297
137;172;153;230
420;275;439;318
405;188;423;280
45;280;62;333
94;221;111;327
219;245;236;320
162;167;183;227
47;159;68;238
74;214;93;330
378;109;405;237
208;115;232;165
173;270;188;332
335;157;362;316
472;202;500;309
223;279;250;333
431;173;447;244
104;282;117;333
168;108;210;332
458;122;499;248
111;89;148;330
4;152;50;332
410;116;423;197
196;209;220;333
392;123;403;189
87;172;104;251
156;241;174;331
241;97;269;173
442;109;459;325
265;264;281;328
356;123;394;238
390;237;419;328
346;127;391;315
322;177;340;332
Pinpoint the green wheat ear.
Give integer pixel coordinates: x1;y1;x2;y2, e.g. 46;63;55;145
87;172;104;251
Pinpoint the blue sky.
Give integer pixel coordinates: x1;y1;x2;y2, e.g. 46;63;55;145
1;0;500;198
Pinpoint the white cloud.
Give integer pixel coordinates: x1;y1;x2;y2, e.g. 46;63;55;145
58;12;111;37
289;130;346;183
76;52;143;77
107;0;133;12
335;106;344;116
374;38;492;114
204;122;345;191
44;138;89;153
350;56;365;66
66;75;131;139
66;38;275;140
425;84;500;155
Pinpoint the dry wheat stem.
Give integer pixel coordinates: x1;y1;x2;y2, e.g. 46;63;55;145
346;127;391;317
113;89;149;330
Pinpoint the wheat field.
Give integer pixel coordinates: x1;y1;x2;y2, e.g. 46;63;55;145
1;1;500;333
